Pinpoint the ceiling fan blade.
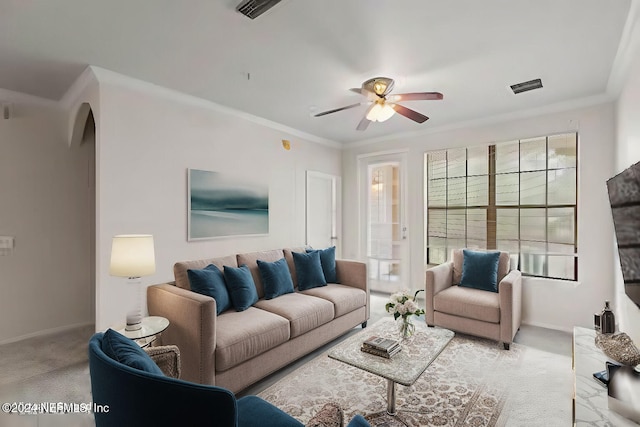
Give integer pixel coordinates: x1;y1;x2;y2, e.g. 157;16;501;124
313;102;364;117
356;116;371;131
388;92;444;102
349;88;369;95
393;104;429;123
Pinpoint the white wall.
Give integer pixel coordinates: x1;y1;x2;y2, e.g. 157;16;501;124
86;68;342;330
0;89;93;343
342;102;616;332
614;25;640;343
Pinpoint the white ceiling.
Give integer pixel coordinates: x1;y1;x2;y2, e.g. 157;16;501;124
0;0;632;144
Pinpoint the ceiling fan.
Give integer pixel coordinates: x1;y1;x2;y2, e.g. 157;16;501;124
313;77;443;131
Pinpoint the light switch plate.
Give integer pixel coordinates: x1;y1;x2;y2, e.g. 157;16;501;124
0;236;14;255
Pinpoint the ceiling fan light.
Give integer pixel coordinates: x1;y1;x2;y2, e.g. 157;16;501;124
366;103;383;121
377;104;395;122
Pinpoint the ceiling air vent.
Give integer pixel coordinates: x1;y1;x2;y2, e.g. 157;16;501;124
510;78;543;94
236;0;282;19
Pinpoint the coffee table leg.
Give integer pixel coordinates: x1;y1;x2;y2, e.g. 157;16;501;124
387;379;396;416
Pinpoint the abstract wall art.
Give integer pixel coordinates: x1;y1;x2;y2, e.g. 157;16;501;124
188;169;269;240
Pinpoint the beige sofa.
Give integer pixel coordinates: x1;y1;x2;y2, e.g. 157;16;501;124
147;247;369;393
425;249;522;349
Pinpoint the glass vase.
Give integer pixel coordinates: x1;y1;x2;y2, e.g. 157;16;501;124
398;316;415;340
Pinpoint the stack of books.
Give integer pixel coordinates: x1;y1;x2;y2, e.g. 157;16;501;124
361;336;402;359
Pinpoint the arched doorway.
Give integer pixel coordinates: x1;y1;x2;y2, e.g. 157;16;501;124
70;103;96;326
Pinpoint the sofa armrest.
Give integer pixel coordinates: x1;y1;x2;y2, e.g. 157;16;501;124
335;260;367;291
335;259;369;320
147;284;217;385
498;270;522;344
145;345;181;379
425;262;454;325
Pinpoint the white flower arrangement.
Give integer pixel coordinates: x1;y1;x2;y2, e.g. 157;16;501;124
385;289;425;320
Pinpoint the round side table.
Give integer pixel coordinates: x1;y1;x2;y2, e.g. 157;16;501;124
115;316;169;347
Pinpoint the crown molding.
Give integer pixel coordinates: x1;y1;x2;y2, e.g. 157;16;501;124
88;66;341;149
0;87;59;108
59;66;99;110
344;92;614;149
607;0;640;97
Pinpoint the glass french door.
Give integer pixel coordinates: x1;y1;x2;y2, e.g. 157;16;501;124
359;153;409;294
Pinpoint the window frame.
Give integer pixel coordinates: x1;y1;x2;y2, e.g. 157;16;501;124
424;132;578;281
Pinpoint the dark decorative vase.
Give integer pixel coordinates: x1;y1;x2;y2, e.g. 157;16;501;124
601;300;616;334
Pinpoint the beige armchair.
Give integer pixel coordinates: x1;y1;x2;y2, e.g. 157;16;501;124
425;249;522;349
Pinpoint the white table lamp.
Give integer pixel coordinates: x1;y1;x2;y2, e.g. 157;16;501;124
110;234;156;331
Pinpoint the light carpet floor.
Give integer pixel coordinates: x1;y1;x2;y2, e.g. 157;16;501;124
0;325;94;427
258;330;572;427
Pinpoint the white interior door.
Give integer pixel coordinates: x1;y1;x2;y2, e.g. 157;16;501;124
359;152;409;294
306;171;341;254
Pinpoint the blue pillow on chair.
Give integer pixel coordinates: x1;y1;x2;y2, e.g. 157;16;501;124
187;264;231;315
237;395;304;427
257;257;295;299
293;250;327;291
100;328;164;375
347;415;371;427
224;264;259;311
459;249;501;293
306;246;338;283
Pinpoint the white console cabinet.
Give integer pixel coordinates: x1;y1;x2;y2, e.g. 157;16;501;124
573;326;637;426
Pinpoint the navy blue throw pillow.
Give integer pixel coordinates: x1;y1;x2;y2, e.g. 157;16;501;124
187;264;231;315
306;246;337;283
257;258;294;299
347;415;372;427
101;329;164;375
293;250;327;291
459;249;501;293
223;264;259;311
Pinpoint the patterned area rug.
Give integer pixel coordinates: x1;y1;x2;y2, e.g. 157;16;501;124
258;328;572;427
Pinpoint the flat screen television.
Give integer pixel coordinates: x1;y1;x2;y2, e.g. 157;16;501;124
607;160;640;308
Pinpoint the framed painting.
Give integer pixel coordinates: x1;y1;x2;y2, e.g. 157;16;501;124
188;169;269;240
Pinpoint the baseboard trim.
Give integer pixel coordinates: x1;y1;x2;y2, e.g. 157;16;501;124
0;321;95;346
521;320;573;334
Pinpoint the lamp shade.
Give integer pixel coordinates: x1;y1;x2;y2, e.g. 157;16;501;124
109;234;156;278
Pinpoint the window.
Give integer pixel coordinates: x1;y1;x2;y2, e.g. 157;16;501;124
425;132;577;280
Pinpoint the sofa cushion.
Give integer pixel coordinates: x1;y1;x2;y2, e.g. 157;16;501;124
237;249;286;299
300;284;366;317
433;285;500;323
187;264;231;315
224;264;259;311
255;293;334;338
101;329;164;375
452;249;510;286
257;257;295;299
459;249;501;293
293;251;327;291
215;307;290;372
306;246;338;283
174;254;238;290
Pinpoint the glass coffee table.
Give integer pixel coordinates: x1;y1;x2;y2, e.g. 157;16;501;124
329;318;454;426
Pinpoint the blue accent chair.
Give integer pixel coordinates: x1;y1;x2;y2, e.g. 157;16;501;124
88;333;303;427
